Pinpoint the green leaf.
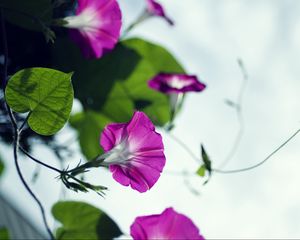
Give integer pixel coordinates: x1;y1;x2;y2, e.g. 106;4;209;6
52;201;122;240
52;38;185;158
5;68;74;135
52;37;185;126
69;111;112;159
201;144;212;174
0;0;53;31
0;227;10;240
196;165;206;177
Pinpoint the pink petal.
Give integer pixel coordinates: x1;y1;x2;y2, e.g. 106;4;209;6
109;165;130;186
126;111;155;132
130;208;205;239
100;123;126;152
77;0;113;15
146;0;174;25
126;112;163;152
148;73;206;94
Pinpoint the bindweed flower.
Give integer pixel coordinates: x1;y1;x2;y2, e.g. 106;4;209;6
62;0;122;59
148;73;206;123
146;0;174;25
148;73;206;94
100;111;166;193
130;207;205;240
122;0;173;37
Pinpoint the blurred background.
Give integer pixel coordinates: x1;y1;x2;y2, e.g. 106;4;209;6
1;0;300;238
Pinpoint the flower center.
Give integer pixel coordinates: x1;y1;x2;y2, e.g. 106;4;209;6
103;140;133;165
167;77;192;89
64;7;101;32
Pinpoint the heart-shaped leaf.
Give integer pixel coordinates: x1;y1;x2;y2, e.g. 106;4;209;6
5;68;74;135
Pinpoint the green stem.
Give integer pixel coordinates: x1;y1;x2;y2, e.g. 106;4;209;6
122;10;150;38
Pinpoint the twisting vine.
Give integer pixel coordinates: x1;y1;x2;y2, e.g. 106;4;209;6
1;9;54;239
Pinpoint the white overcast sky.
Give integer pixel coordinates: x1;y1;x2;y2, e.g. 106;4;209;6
1;0;300;238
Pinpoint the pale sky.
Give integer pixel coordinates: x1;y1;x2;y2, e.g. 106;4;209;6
1;0;300;238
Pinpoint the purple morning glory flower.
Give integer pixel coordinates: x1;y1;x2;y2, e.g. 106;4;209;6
100;111;166;193
130;207;205;240
146;0;174;25
148;73;206;94
63;0;122;59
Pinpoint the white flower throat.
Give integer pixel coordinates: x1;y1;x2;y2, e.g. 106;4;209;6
64;8;101;32
103;140;133;164
168;77;192;89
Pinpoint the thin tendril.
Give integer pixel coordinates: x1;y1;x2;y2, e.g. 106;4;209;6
218;58;248;168
165;128;300;175
213;129;300;174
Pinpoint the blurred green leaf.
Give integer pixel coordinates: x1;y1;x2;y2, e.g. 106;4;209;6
0;227;10;240
53;37;185;159
5;68;74;135
52;201;122;240
69;111;112;159
0;0;53;31
196;165;206;177
52;37;185;126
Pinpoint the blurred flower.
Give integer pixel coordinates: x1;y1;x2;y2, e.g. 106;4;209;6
146;0;174;25
100;111;166;193
148;73;206;125
63;0;122;59
148;73;206;94
130;207;205;240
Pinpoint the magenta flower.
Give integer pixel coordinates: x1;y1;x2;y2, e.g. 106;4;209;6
63;0;122;59
146;0;174;25
148;73;206;94
130;207;205;240
100;111;166;193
